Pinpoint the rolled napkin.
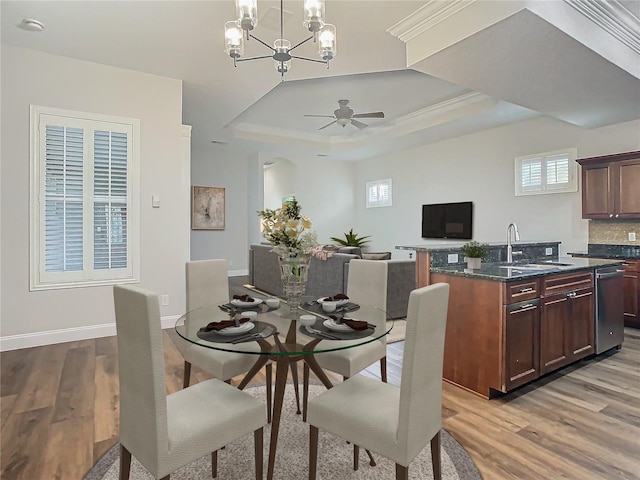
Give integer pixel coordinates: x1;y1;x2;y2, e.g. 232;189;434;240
323;293;349;302
201;317;250;332
233;294;255;302
329;315;368;331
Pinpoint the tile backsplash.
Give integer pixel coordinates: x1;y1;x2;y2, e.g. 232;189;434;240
589;220;640;245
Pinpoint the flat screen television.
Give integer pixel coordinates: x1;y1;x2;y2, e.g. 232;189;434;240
421;201;473;240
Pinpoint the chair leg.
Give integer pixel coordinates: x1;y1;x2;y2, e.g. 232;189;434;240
353;445;359;471
183;361;192;388
395;463;408;480
266;363;273;423
211;451;217;478
254;427;263;480
380;356;387;383
119;444;132;480
431;430;442;480
303;363;310;422
309;425;319;480
289;361;301;414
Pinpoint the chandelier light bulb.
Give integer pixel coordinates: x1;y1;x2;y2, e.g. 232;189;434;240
236;0;258;32
303;0;325;34
318;24;336;61
224;21;244;58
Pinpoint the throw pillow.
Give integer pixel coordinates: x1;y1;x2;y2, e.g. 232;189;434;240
362;252;391;260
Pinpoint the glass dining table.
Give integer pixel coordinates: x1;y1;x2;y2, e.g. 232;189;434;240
175;297;393;480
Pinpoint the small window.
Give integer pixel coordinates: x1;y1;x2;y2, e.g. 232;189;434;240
515;148;578;196
30;106;140;290
366;179;392;208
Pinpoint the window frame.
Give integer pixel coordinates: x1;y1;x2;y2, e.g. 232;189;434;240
29;105;140;291
366;178;393;208
514;148;578;196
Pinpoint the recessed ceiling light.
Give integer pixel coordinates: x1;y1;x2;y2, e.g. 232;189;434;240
211;140;228;145
316;154;328;157
19;18;45;32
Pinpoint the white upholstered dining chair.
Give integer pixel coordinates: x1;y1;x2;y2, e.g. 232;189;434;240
302;259;388;420
183;260;273;419
307;282;450;480
113;284;267;480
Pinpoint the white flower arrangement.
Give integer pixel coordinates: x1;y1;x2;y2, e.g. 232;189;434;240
258;199;318;258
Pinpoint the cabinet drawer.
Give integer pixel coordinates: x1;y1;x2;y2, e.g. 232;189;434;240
543;271;593;296
504;280;540;304
624;260;639;273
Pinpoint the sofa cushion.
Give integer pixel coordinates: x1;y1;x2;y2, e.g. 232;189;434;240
362;252;392;260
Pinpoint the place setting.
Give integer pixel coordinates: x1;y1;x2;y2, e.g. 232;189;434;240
298;311;374;341
306;293;361;315
196;311;276;344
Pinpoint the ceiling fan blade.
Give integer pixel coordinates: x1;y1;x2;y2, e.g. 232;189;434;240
352;112;385;119
319;120;337;130
304;114;335;118
351;119;368;129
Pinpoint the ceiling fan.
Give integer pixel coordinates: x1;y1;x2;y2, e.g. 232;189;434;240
304;99;385;130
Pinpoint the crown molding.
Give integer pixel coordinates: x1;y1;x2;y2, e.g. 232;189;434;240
391;91;492;127
387;0;476;43
565;0;640;54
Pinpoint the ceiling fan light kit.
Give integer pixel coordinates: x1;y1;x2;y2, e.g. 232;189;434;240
224;0;337;79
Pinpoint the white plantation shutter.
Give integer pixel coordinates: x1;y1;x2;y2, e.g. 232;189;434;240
366;179;392;208
44;125;85;273
515;148;577;196
30;106;140;290
520;158;542;191
93;130;128;270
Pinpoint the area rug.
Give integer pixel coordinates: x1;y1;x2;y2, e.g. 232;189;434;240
85;385;481;480
386;319;405;344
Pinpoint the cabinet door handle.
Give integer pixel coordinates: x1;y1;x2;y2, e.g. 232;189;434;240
615;214;619;218
519;287;534;293
509;304;537;314
609;214;614;218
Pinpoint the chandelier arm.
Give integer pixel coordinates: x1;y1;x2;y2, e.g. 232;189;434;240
288;36;314;52
236;55;276;62
290;55;329;65
249;34;277;52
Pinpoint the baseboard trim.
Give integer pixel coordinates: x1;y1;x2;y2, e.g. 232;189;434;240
229;269;249;277
0;315;181;352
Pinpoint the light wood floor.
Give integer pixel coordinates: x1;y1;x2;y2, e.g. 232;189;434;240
2;320;639;479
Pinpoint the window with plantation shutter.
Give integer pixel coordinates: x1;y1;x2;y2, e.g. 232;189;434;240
515;148;577;196
30;106;140;291
366;179;392;208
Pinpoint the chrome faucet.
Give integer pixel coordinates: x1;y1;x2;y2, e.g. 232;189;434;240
507;223;521;263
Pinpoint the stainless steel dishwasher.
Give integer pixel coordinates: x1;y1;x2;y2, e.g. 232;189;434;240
595;265;625;354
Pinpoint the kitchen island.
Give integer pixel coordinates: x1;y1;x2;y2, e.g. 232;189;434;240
398;245;624;398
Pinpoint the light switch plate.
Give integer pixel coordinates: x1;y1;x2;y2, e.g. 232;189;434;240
545;247;553;255
630;232;637;242
448;253;458;263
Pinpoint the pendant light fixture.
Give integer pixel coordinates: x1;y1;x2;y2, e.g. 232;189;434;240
224;0;337;80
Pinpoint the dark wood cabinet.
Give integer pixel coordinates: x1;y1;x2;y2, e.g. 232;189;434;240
623;260;639;328
505;299;540;390
577;151;640;219
540;294;570;374
540;272;594;374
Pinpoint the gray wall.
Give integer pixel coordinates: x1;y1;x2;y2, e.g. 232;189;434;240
1;46;189;347
352;116;640;257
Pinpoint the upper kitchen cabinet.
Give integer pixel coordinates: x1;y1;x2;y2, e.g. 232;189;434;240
577;151;640;219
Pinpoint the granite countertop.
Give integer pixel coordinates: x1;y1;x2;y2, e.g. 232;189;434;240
430;257;624;281
396;241;559;252
569;244;640;260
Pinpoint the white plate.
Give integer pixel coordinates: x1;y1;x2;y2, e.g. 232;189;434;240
323;319;356;332
317;297;349;306
231;298;263;308
217;322;255;336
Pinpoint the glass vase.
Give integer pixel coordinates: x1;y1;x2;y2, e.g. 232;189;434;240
278;255;311;319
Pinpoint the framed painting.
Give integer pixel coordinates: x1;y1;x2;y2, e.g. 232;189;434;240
192;185;225;230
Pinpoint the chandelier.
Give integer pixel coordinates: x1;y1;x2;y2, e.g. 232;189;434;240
224;0;337;79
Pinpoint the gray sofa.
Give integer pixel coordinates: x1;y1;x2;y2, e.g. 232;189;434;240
248;244;415;319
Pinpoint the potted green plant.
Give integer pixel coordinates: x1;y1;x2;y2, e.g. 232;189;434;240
461;241;489;269
330;228;371;248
